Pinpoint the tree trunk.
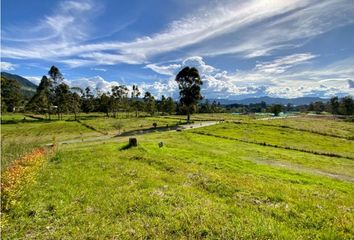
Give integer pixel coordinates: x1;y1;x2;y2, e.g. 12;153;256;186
187;110;190;123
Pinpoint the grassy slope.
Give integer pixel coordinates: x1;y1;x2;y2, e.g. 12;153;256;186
3;127;354;239
254;116;354;139
79;116;186;134
1;120;98;171
193;123;354;159
0;114;181;171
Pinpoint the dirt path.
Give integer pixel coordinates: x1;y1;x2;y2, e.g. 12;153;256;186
257;115;299;121
47;121;220;145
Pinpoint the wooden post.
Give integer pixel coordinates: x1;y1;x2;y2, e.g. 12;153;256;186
129;138;138;147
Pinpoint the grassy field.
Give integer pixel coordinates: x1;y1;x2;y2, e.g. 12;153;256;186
1;117;98;171
253;116;354;139
1;113;354;239
193;122;354;159
1;113;183;171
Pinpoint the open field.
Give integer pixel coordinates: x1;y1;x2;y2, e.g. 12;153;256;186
1;113;354;239
252;116;354;140
193;122;354;159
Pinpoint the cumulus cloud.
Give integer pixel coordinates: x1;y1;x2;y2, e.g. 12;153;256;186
69;76;120;94
1;61;16;71
144;55;354;99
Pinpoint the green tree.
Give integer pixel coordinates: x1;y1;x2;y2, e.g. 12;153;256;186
329;97;340;115
175;67;203;122
1;76;22;112
131;85;141;117
143;91;156;116
165;97;175;115
313;101;325;114
48;65;64;86
99;93;111;117
339;96;354;115
54;83;70;120
110;85;128;117
68;91;81;120
269;104;282;116
159;95;166;114
48;66;66;119
82;87;95;113
27;76;53;118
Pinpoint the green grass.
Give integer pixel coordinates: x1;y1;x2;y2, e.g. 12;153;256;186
79;116;186;134
1;120;99;171
254;116;354;139
2;123;354;239
192;122;354;159
159;113;255;121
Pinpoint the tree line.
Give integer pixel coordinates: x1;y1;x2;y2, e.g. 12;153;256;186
1;65;353;119
1;66;202;121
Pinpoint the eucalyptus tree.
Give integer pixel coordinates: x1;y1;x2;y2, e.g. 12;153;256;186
175;67;203;122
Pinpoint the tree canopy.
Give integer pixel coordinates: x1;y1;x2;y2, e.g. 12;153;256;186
175;66;203;122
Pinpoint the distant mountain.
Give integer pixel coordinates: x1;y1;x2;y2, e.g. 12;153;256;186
209;96;329;106
1;72;37;98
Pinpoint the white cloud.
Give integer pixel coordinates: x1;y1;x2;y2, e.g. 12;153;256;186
144;55;354;99
255;53;317;74
69;76;120;94
91;67;107;72
2;0;354;66
1;61;16;71
145;63;181;76
24;76;41;85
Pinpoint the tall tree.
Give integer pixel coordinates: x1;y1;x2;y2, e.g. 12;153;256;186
99;92;111;117
54;83;70;119
48;65;64;86
131;85;141;117
159;95;166;114
48;66;65;119
165;97;175;115
82;87;95;113
143;91;156;116
68;91;81;120
27;75;53;118
329;96;340;115
340;96;354;115
110;85;128;117
1;76;22;112
175;67;203;122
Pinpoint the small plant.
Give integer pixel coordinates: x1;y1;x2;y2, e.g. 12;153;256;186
112;121;123;135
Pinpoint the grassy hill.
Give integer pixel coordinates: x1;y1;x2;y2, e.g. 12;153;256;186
1;72;37;99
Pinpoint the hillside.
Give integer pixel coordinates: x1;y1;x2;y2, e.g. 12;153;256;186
1;72;37;98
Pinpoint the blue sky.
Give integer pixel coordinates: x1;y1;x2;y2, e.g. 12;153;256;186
1;0;354;99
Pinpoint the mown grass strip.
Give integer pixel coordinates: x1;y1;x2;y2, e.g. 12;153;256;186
192;131;354;160
231;121;354;140
76;119;108;135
